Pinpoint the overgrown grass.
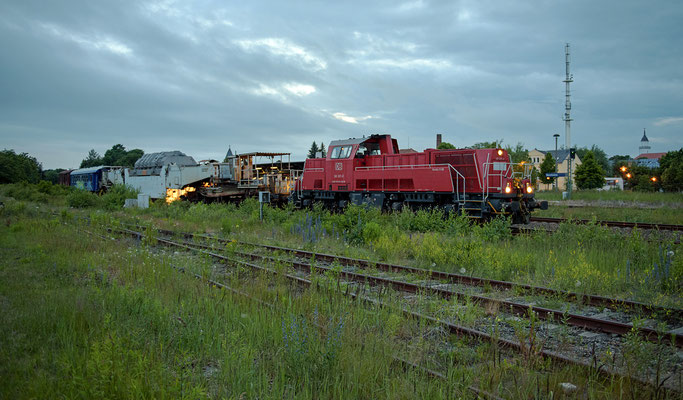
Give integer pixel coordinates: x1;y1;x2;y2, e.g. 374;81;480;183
109;199;683;307
2;183;681;307
2;208;680;398
536;189;683;205
535;205;683;224
0;217;457;398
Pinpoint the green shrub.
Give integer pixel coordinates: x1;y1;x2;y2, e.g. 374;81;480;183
67;190;99;208
100;185;139;211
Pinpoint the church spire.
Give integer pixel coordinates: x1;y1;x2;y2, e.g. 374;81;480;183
639;129;650;154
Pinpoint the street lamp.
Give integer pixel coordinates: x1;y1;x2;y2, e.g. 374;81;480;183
553;134;560;191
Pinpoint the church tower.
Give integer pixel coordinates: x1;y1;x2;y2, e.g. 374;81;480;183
639;129;650;155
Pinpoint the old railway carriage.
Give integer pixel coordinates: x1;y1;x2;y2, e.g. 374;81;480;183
290;134;547;223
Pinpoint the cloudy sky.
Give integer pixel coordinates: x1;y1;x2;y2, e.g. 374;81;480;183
1;0;682;169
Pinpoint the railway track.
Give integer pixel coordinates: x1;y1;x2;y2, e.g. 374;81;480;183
529;216;683;232
108;226;682;392
158;231;683;347
89;228;502;399
122;223;683;321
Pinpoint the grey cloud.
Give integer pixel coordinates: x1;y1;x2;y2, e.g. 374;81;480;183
1;0;682;169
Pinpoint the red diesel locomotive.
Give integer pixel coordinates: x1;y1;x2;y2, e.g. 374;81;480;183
290;134;547;223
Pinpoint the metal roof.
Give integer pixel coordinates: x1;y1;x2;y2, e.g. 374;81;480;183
328;137;368;147
133;151;196;169
538;149;571;163
236;152;290;157
71;166;121;175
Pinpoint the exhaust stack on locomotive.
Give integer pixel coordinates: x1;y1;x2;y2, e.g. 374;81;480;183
290;134;547;223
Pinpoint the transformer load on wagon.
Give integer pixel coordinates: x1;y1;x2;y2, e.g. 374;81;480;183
124;150;300;204
290;134;547;223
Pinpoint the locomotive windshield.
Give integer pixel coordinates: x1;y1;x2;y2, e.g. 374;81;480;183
330;145;353;159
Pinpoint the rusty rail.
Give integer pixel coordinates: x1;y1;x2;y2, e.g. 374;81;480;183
109;226;677;392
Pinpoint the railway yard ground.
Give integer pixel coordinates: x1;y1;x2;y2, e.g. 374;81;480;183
1;182;683;399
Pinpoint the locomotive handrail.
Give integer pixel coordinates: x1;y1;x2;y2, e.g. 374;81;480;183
482;161;532;198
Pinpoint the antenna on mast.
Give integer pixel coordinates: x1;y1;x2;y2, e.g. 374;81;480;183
563;43;573;149
563;43;574;197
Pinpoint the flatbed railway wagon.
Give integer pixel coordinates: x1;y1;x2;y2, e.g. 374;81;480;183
290;134;547;223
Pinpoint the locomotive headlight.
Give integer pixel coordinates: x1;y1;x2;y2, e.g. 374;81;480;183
505;184;512;194
497;149;503;156
526;185;533;194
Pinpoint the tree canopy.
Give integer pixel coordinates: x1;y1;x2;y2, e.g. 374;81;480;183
505;142;529;164
470;140;503;149
437;142;456;149
80;145;143;168
575;151;605;189
307;141;319;158
539;152;556;184
576;145;608;172
660;148;683;192
0;149;42;184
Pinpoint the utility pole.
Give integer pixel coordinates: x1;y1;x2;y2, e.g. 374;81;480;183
553;133;560;191
563;43;573;198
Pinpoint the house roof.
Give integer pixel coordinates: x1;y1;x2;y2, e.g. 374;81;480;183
399;148;417;154
635;152;666;160
537;149;571;163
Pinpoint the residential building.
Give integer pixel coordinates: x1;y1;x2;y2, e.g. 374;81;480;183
635;129;666;168
635;152;666;168
528;149;582;191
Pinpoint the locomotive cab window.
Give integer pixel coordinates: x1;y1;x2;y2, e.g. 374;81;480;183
356;142;380;158
330;145;353;159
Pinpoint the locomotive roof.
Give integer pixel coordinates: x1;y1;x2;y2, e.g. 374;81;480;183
328;137;368;147
329;134;393;148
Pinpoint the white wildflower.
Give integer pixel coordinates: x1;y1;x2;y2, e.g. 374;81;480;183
460;268;466;274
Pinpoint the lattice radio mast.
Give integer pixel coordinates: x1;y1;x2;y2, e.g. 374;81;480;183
563;43;574;195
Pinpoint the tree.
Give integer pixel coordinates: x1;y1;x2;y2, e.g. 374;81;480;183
539;152;556;185
319;142;327;157
609;155;631;176
102;144;144;167
0;149;42;183
307;141;319;158
80;149;103;168
80;145;143;168
470;140;503;149
505;142;529;163
437;142;456;149
576;145;608;172
660;148;683;191
42;169;64;184
574;151;605;189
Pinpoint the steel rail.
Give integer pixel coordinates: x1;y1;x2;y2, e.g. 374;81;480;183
111;227;671;391
530;216;683;232
170;238;682;348
101;228;502;399
129;223;682;321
